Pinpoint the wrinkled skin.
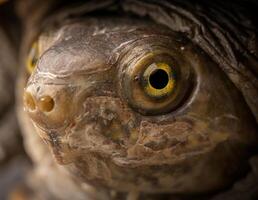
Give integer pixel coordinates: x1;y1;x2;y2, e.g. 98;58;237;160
5;0;258;199
23;17;258;194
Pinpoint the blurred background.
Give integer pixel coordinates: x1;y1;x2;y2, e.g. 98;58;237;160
0;1;31;199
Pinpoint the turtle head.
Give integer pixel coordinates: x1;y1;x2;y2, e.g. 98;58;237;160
23;17;258;193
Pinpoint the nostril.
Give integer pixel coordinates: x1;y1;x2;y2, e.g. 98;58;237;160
38;95;55;112
24;92;36;111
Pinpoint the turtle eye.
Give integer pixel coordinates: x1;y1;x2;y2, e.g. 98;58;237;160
26;42;39;74
142;62;176;99
122;52;194;115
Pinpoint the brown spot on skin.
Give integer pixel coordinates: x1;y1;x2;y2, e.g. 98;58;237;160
127;145;154;159
136;121;193;150
129;129;139;144
104;120;125;142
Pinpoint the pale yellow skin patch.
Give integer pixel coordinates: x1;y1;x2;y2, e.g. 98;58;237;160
144;62;176;97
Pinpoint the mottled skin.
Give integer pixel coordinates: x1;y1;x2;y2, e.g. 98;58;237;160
9;0;258;200
22;16;257;195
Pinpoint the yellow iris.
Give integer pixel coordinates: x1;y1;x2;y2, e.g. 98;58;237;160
26;42;39;74
143;62;176;98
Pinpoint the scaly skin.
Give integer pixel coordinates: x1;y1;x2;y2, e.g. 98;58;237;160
14;0;258;199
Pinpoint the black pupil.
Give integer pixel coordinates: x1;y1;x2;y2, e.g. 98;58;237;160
149;69;169;89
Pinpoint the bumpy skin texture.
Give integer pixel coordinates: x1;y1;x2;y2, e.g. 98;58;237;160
13;0;258;200
23;17;258;194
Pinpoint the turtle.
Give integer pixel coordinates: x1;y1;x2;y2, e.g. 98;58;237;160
0;0;257;200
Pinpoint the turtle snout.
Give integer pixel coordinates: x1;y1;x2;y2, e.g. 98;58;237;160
23;83;74;129
24;92;55;112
